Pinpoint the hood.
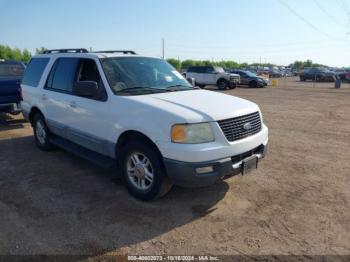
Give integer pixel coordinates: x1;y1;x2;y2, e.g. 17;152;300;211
129;90;260;122
257;77;267;82
229;73;240;77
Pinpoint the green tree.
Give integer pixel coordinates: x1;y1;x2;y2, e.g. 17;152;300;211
35;46;47;54
22;49;32;64
166;58;181;70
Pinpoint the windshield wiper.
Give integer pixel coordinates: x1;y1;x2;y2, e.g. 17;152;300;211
164;84;195;90
116;86;172;94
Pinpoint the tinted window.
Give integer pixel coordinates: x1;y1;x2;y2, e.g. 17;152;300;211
51;58;79;92
22;58;49;86
196;67;206;73
187;67;197;73
205;66;214;73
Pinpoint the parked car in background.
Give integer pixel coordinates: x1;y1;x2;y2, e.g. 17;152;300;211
0;59;25;115
184;66;240;90
257;68;282;78
299;67;336;82
230;69;268;88
21;49;268;201
345;71;350;82
330;68;347;81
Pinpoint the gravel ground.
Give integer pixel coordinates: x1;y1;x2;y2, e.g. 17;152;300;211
0;77;349;258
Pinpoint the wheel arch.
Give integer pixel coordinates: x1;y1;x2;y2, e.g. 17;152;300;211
29;106;43;125
216;78;228;85
115;130;163;161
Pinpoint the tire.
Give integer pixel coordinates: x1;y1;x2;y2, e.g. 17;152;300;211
32;113;54;151
217;79;228;90
120;140;173;201
300;77;305;82
249;81;258;88
228;83;236;89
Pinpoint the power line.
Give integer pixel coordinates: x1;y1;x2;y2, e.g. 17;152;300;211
313;0;347;27
168;39;344;51
278;0;335;39
337;0;350;14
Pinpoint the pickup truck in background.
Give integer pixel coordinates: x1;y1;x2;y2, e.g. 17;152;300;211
0;59;25;115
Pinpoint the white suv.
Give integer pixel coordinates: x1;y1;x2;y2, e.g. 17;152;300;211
184;66;240;89
21;49;268;201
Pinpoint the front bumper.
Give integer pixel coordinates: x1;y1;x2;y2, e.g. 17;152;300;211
164;143;268;187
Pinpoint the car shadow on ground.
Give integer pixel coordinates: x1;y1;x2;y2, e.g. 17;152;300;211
0;113;26;131
0;135;229;255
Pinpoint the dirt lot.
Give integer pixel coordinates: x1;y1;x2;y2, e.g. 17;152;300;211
0;77;350;257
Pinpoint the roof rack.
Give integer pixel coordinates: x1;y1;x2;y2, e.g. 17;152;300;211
93;50;137;55
42;48;89;54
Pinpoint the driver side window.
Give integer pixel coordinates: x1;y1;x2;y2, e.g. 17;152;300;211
76;59;107;101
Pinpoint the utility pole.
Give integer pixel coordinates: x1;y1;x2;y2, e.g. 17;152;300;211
162;38;165;59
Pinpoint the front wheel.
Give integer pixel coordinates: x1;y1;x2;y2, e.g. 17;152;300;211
217;79;228;90
33;113;54;151
228;83;237;89
249;81;258;88
120;140;173;201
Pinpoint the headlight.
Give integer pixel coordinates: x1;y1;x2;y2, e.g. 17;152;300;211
171;123;215;144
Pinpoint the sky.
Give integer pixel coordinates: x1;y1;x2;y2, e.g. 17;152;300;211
1;0;350;66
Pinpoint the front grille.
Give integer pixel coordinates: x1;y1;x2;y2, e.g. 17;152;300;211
230;76;240;82
217;111;262;142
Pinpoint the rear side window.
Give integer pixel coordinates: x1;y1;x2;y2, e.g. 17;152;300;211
22;58;49;87
187;67;197;73
50;58;79;93
196;67;206;73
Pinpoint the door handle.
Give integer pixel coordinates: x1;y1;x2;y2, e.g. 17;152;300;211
41;94;47;100
69;101;77;108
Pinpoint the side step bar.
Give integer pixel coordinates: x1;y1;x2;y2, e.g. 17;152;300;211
49;136;116;169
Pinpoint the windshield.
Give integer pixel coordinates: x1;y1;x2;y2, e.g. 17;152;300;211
245;71;257;77
0;63;25;78
101;57;192;94
215;67;225;73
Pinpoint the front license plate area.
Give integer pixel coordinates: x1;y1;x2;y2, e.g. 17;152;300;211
242;156;258;175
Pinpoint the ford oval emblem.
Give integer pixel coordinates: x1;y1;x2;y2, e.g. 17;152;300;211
243;122;252;131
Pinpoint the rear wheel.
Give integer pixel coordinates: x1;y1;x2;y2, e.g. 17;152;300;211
32;113;54;151
120;140;173;201
217;79;228;90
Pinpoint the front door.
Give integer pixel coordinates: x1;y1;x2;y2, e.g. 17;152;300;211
64;58;113;157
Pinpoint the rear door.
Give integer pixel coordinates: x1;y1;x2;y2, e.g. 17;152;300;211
42;57;80;139
203;66;217;85
188;66;202;84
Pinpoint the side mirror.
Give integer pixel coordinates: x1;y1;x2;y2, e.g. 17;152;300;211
186;77;196;87
73;81;98;98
